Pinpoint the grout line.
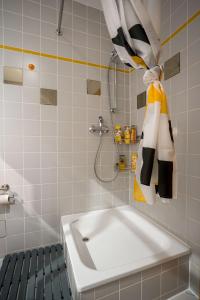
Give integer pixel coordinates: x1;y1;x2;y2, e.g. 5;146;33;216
1;0;7;254
91;262;188;300
71;0;74;215
21;0;26;252
56;0;59;246
0;44;130;74
119;278;141;291
86;2;89;213
161;9;200;47
186;1;190;289
189;196;200;204
2;5;109;27
0;9;200;75
39;0;42;249
187;216;200;226
96;291;119;300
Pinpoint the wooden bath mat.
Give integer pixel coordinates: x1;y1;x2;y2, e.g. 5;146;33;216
0;244;71;300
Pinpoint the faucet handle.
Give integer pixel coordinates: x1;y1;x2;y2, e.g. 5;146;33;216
99;116;103;123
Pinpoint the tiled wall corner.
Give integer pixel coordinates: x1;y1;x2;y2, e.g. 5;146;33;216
130;0;200;296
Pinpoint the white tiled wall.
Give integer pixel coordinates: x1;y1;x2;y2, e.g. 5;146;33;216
0;0;130;256
1;0;198;295
130;0;200;295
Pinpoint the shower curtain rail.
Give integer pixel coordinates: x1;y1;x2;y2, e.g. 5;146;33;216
57;0;65;36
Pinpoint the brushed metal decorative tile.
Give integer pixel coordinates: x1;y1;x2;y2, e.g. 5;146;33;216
4;66;23;86
87;79;101;96
40;88;57;106
137;91;146;109
164;52;180;80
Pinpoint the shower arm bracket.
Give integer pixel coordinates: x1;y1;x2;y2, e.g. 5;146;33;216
57;0;65;36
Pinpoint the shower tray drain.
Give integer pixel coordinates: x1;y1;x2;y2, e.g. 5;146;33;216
82;237;89;242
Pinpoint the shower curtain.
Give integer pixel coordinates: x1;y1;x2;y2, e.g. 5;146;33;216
101;0;176;204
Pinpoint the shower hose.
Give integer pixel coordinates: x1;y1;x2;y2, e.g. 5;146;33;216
94;53;120;183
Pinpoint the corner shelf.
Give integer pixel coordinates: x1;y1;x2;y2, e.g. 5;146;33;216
114;135;141;145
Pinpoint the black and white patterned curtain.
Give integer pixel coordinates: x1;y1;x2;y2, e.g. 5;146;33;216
101;0;160;69
101;0;176;205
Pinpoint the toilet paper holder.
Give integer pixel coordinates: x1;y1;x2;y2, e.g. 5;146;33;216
0;184;10;192
0;184;15;204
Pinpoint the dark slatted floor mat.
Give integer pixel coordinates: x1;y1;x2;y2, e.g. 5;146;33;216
0;244;71;300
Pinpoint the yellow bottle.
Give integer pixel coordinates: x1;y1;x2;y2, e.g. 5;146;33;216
119;155;126;171
114;124;122;144
131;152;138;172
131;126;137;144
124;126;131;144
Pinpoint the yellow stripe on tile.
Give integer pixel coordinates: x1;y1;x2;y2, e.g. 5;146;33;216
161;9;200;47
0;44;130;74
0;9;199;73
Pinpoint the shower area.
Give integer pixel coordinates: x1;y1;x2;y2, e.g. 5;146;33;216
0;0;200;299
0;0;130;254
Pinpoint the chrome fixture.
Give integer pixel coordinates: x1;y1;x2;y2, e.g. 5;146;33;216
89;116;109;136
90;50;121;183
108;49;118;113
0;184;15;238
57;0;64;36
0;184;10;192
0;184;15;204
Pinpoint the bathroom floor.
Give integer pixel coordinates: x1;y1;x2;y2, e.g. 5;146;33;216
169;290;199;300
0;244;70;300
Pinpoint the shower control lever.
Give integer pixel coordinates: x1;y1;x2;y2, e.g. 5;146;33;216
99;116;103;128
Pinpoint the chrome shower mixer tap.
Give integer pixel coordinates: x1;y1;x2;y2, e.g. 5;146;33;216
89;116;109;136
